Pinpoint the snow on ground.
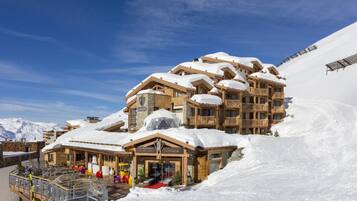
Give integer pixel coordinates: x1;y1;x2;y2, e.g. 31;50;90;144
279;22;357;105
0;118;58;141
121;22;357;201
122;98;357;201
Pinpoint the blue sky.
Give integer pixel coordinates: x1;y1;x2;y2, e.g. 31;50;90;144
0;0;356;123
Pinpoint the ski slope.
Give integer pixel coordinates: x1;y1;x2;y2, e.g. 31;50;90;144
279;22;357;105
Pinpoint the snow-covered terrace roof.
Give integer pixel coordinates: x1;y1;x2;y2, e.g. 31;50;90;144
43;109;128;152
190;94;223;105
126;73;214;98
124;128;238;149
171;61;236;77
65;119;89;127
249;71;286;85
217;79;249;91
202;52;263;69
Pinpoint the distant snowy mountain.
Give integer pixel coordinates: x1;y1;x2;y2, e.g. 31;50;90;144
0;118;58;141
279;22;357;105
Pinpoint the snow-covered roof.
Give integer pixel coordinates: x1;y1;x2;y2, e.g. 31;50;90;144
65;119;89;128
126;73;214;98
203;52;263;68
233;70;247;83
137;89;164;95
209;86;220;94
171;61;236;77
249;71;286;85
191;94;223;105
125;128;238;148
217;79;249;91
43;108;128;152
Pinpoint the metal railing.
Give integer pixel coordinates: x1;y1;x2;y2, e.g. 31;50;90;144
9;168;108;201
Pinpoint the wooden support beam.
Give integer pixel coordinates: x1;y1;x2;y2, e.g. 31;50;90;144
84;152;88;168
115;155;119;175
99;153;102;171
182;149;188;186
73;150;76;166
194;107;198;129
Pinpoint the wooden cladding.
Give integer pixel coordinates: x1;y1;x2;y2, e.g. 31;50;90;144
242;119;268;127
136;147;184;154
224;117;240;126
224;99;241;108
271;106;285;114
242;103;268;111
272;92;284;99
249;87;269;96
188;116;216;126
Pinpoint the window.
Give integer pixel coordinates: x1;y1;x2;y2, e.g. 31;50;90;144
225;110;238;117
174;90;184;97
48;154;54;162
225;128;237;134
226;93;239;100
201;108;214;116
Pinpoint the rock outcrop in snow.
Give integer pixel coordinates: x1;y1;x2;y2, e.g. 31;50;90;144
0;118;58;141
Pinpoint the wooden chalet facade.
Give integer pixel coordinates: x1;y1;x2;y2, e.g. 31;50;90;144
125;52;286;135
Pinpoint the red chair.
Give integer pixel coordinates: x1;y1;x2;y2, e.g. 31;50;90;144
96;171;103;179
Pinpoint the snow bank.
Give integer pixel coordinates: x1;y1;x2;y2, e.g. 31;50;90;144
191;94;222;105
122;98;357;201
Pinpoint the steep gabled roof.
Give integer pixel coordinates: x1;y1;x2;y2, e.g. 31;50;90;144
202;52;263;71
125;73;214;99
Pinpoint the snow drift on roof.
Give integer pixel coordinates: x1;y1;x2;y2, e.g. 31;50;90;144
126;128;238;148
43;108;128;152
233;70;247;83
217;79;249;91
203;52;262;68
137;89;164;95
172;61;236;77
65;119;89;127
126;73;214;97
191;94;223;105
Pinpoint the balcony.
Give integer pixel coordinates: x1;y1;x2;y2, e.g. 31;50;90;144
224;99;241;108
272;92;284;99
242;103;269;111
242;119;268;128
271;105;285;113
249;87;268;96
223;117;240;126
188;116;216;127
270;119;283;124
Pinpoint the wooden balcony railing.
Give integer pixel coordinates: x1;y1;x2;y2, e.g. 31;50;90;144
188;116;216;126
224;117;240;126
242;103;268;111
271;106;285;113
224;99;241;108
249;87;269;96
242;119;269;127
270;119;283;124
272;92;284;99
